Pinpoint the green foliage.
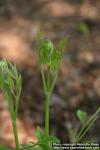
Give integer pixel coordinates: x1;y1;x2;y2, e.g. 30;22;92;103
35;127;47;142
20;143;38;150
0;145;10;150
39;39;53;65
0;60;22;150
37;34;68;136
0;34;100;150
75;107;100;142
77;22;90;34
38;35;65;73
35;127;60;150
37;33;69;94
77;110;87;124
58;36;69;50
0;60;22;116
20;127;60;150
51;48;62;71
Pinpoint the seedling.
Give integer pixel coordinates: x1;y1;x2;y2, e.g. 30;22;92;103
0;34;99;150
37;33;69;137
0;60;22;150
75;108;100;142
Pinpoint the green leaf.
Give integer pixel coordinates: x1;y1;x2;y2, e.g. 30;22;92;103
10;64;17;78
39;143;51;150
7;76;14;92
35;127;47;142
51;48;61;71
15;74;22;96
77;110;87;124
0;60;22;97
20;143;36;150
0;145;10;150
38;37;54;65
0;76;3;89
0;60;22;126
59;36;69;50
77;22;90;34
48;136;60;143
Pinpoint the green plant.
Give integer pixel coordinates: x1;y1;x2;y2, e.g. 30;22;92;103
0;34;100;150
76;22;90;34
0;35;68;150
0;145;10;150
20;34;69;150
0;60;22;150
37;33;69;137
75;108;100;142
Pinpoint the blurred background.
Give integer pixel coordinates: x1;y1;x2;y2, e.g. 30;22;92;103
0;0;100;148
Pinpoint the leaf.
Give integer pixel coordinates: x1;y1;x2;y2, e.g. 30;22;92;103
7;76;14;92
10;65;17;78
0;145;10;150
35;127;47;142
51;48;61;71
38;37;54;65
77;22;90;34
20;143;36;150
15;74;22;96
48;136;60;143
39;40;47;65
39;143;51;150
77;110;87;124
0;76;3;89
59;36;69;50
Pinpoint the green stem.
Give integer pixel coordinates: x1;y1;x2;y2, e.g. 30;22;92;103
44;71;58;137
76;107;100;142
7;94;19;150
45;93;50;136
50;71;58;94
47;65;51;91
15;95;19;118
41;65;47;93
12;119;19;150
77;116;98;142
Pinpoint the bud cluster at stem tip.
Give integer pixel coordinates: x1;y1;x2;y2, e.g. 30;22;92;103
37;33;69;73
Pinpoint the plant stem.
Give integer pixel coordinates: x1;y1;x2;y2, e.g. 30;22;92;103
7;94;19;150
47;65;51;91
44;71;58;137
12;119;19;150
77;116;98;142
50;71;58;94
76;107;100;142
45;93;50;136
41;65;47;93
